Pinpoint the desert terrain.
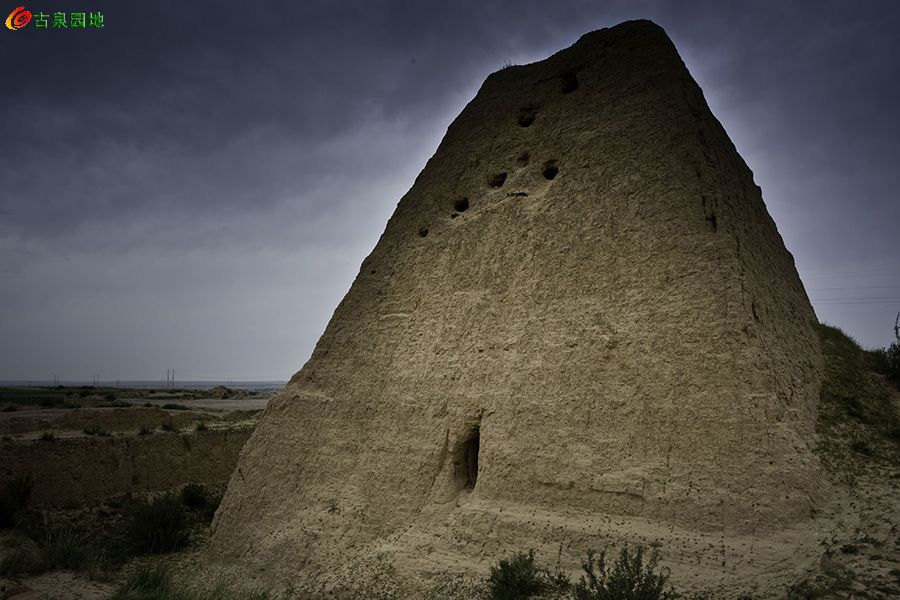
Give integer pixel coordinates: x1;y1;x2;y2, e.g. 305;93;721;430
1;326;898;599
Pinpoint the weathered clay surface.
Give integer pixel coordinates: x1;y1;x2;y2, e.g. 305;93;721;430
209;20;826;595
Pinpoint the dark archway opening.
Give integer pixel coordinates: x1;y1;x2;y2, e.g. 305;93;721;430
456;427;480;490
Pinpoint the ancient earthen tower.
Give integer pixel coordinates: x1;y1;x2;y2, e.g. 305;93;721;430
209;20;825;595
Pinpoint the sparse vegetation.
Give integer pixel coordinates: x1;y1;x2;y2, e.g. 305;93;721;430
162;403;189;410
488;550;547;600
138;424;153;435
40;431;56;441
0;544;34;576
102;399;131;408
127;493;190;554
111;561;271;600
573;545;674;600
39;525;95;571
112;562;173;599
816;324;900;463
195;420;208;432
869;340;900;383
161;420;177;432
181;483;209;509
486;545;676;600
786;562;855;599
84;423;112;436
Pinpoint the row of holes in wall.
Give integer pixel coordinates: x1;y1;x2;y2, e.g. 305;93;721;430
417;161;559;238
417;70;578;239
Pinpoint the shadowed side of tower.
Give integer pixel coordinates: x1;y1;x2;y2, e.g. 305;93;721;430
208;19;826;593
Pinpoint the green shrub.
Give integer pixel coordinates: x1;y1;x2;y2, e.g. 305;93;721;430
161;420;177;432
867;340;900;385
128;493;189;554
195;421;208;432
84;423;111;436
162;403;188;410
817;324;900;448
0;545;35;576
112;562;173;599
488;550;545;600
181;483;208;509
573;545;674;600
2;404;16;412
138;424;153;436
39;525;92;570
102;399;130;408
40;431;56;441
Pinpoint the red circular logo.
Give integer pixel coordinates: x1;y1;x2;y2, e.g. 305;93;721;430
5;6;32;30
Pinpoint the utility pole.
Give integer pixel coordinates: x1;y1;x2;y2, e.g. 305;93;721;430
894;312;899;342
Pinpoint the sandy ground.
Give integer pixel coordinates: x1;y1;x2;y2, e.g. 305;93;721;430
1;572;113;600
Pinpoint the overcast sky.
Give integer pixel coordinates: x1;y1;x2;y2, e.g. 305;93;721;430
1;0;898;382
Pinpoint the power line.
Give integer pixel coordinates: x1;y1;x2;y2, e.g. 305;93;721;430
811;299;900;305
808;285;900;291
803;269;900;279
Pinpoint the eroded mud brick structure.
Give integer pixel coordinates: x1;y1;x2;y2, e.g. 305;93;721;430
209;19;825;595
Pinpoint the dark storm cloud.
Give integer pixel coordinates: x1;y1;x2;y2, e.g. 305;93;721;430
1;0;898;379
1;0;581;241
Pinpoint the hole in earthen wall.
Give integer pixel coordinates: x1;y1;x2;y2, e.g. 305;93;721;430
418;227;429;238
454;197;470;212
517;106;538;127
701;195;717;232
455;426;480;490
560;72;579;94
489;173;507;188
542;160;559;180
517;152;530;167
